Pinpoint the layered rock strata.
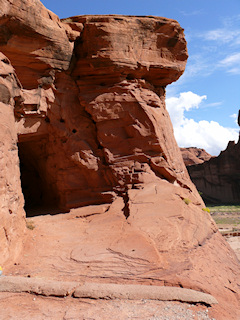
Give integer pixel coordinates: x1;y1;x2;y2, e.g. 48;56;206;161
0;1;239;319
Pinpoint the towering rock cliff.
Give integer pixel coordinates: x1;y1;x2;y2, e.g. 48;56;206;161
187;139;240;203
0;2;194;210
185;109;240;204
0;1;239;318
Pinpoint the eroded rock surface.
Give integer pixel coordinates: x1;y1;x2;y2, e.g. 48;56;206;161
0;4;194;210
0;53;25;263
0;0;73;88
0;1;239;319
181;147;213;166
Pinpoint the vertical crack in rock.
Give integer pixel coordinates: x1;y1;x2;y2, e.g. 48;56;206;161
122;191;130;219
3;227;9;242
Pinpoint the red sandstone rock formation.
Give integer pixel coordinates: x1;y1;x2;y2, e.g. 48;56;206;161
0;53;25;263
0;0;73;88
181;147;213;166
187;139;240;204
0;1;239;319
1;5;193;210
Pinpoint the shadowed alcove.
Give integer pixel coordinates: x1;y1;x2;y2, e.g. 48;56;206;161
18;134;60;217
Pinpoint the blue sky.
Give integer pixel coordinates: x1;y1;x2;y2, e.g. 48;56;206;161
41;0;240;155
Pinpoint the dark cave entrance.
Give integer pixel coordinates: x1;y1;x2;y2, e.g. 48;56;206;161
18;135;60;217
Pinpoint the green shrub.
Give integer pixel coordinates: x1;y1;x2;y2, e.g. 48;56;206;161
202;207;210;213
183;198;191;205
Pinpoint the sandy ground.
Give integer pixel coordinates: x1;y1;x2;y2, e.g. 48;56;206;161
211;211;240;261
0;292;216;320
226;236;240;260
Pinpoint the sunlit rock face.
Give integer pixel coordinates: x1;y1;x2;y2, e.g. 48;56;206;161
0;4;193;209
181;147;213;166
0;1;239;319
0;53;25;263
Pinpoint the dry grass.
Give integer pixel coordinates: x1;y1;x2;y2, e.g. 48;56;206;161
26;220;35;230
208;205;240;213
213;216;240;226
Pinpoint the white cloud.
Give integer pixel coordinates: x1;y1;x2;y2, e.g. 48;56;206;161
166;91;206;127
175;21;240;86
166;92;239;156
219;53;240;74
202;15;240;46
180;9;204;17
203;29;240;44
230;113;238;125
220;53;240;65
204;101;223;108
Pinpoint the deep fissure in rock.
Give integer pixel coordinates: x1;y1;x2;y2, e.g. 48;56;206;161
122;191;130;219
18;135;60;217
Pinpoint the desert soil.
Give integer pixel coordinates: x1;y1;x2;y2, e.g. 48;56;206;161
0;293;216;320
211;209;240;260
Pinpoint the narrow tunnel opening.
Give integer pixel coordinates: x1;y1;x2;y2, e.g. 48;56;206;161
18;135;61;217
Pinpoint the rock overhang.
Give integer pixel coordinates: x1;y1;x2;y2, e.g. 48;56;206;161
62;14;188;87
0;3;239;318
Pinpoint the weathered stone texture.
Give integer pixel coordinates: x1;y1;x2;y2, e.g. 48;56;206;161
0;1;239;319
0;53;25;262
0;0;73;88
67;15;187;87
181;147;213;166
0;9;195;210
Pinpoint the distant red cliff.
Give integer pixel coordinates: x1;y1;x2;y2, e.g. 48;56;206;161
186;139;240;204
181;147;213;166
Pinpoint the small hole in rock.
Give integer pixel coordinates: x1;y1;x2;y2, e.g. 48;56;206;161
2;58;10;65
126;74;134;80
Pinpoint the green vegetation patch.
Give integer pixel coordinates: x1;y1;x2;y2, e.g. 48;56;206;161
183;198;191;205
212;216;240;225
207;205;240;213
